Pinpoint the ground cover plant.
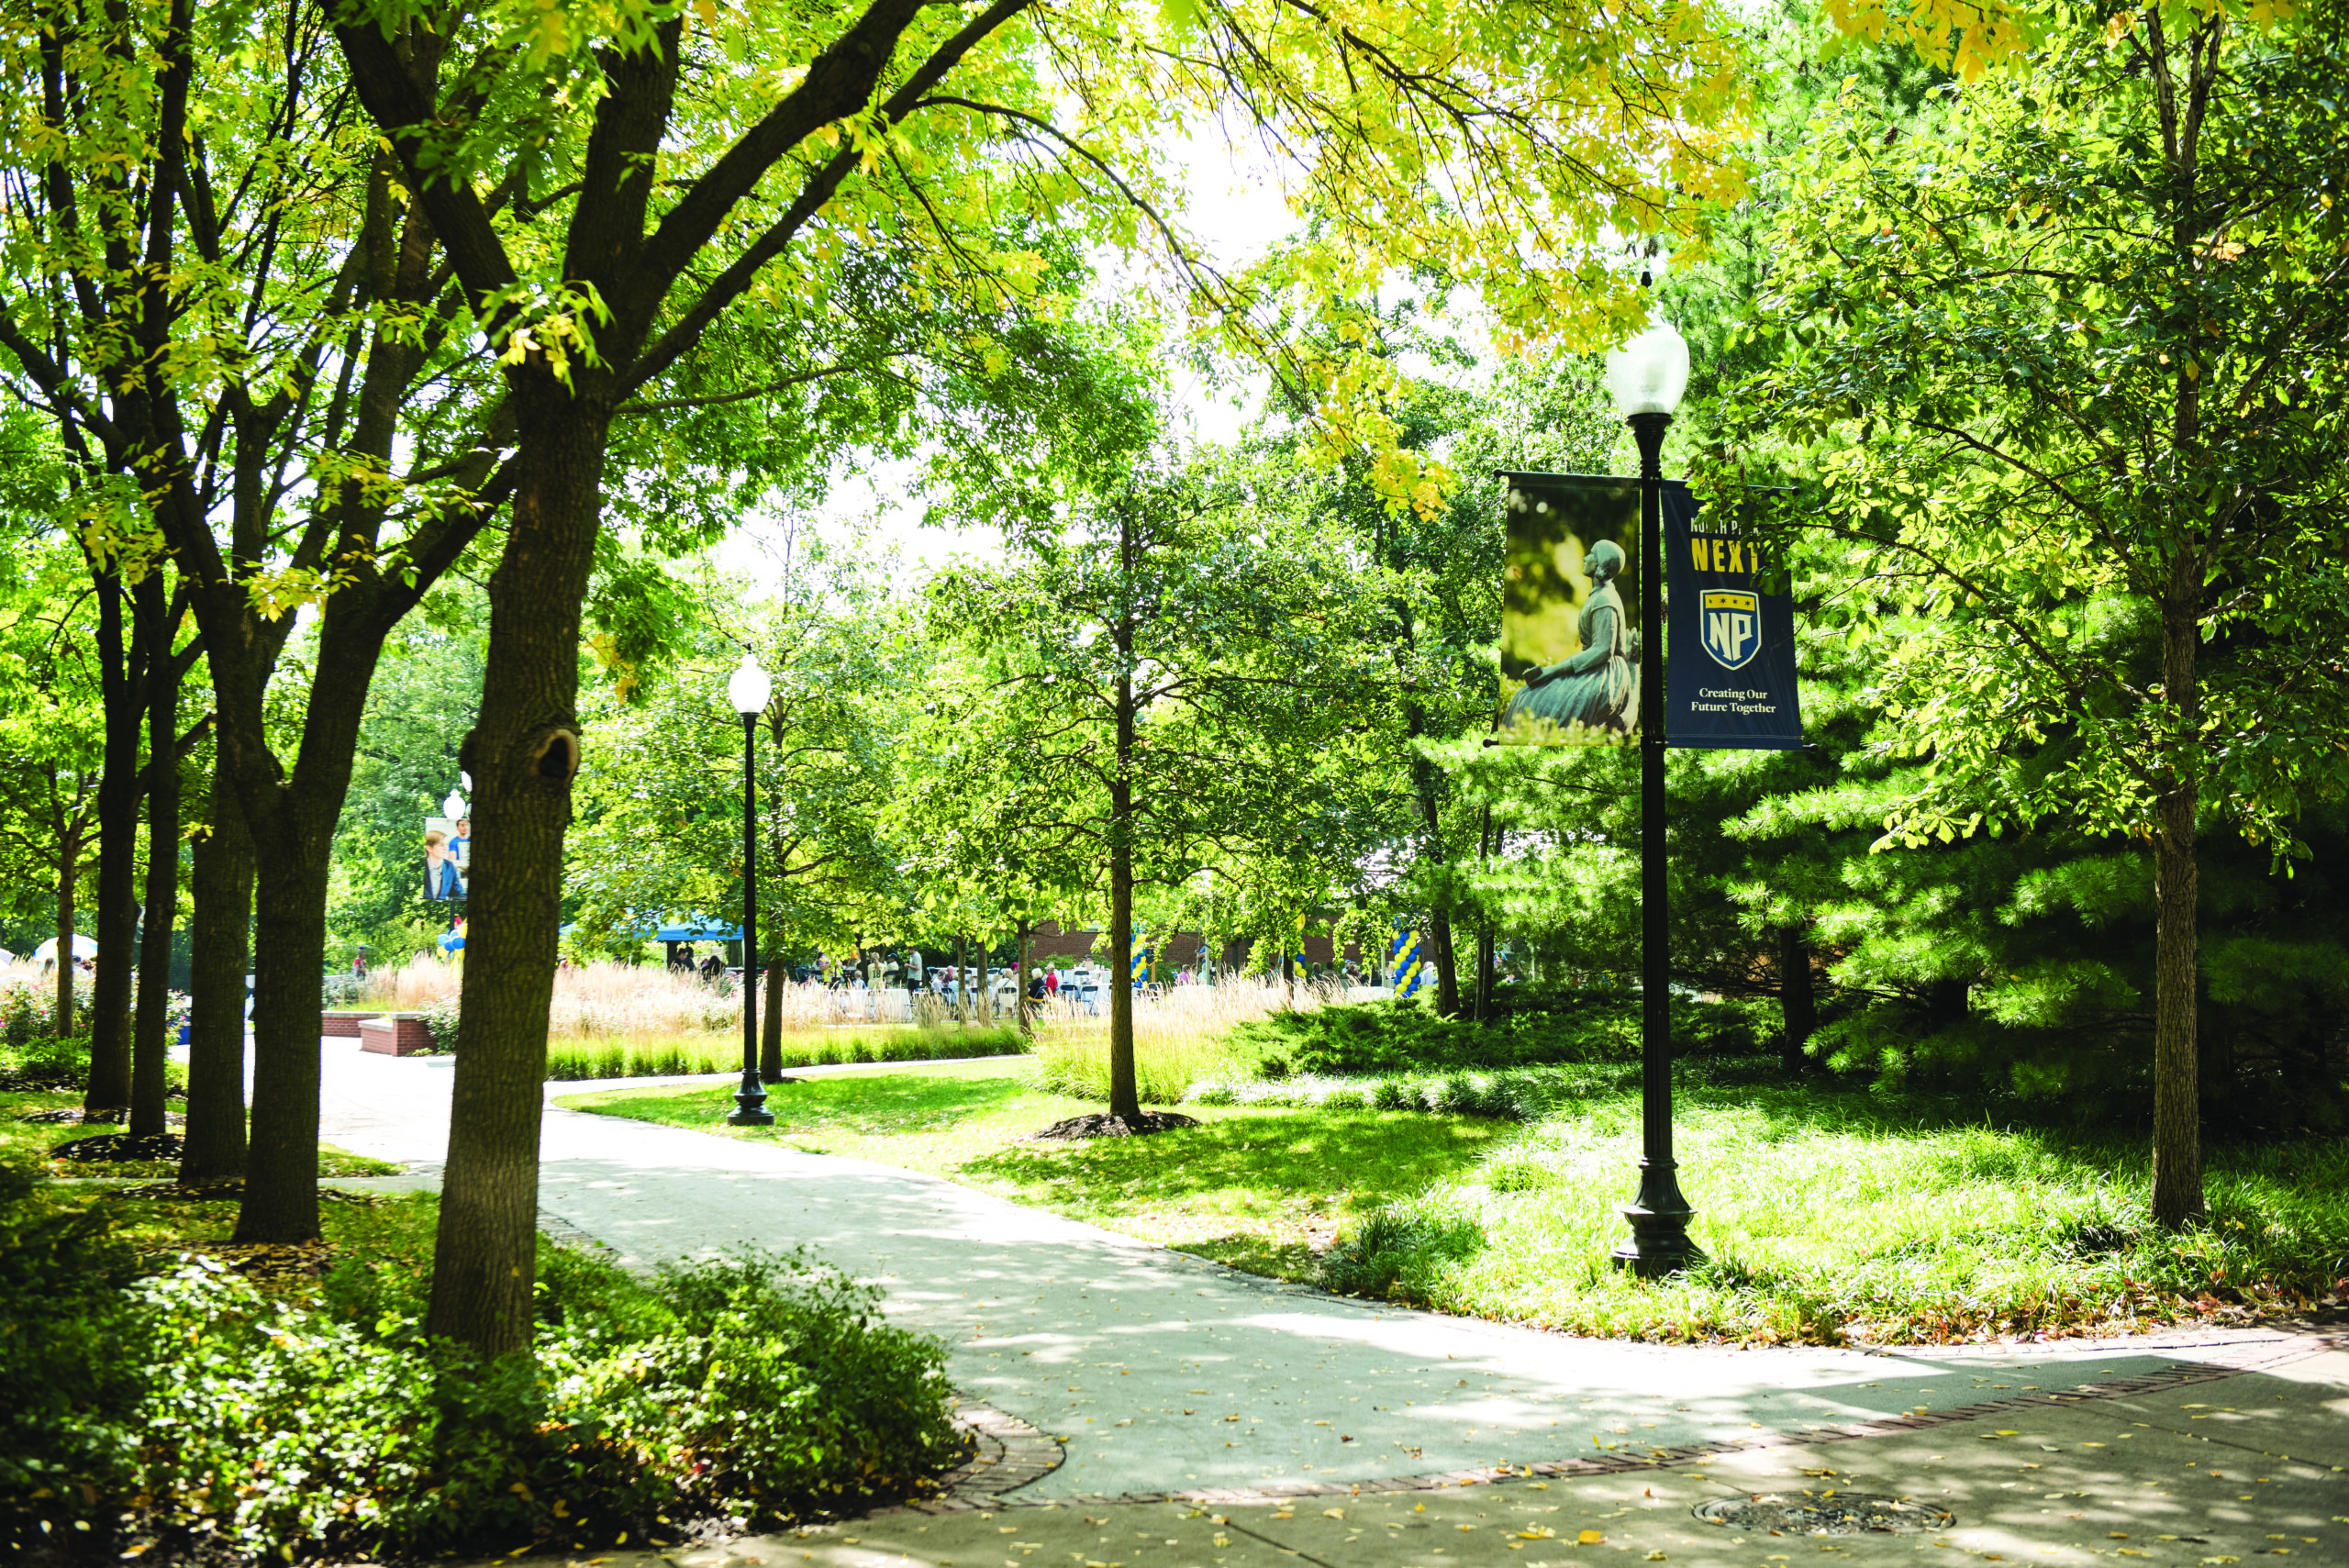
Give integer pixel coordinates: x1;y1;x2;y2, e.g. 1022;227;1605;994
565;1053;2349;1346
0;1165;964;1564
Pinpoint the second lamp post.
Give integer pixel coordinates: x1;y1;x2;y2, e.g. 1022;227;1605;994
1604;318;1702;1276
726;652;774;1127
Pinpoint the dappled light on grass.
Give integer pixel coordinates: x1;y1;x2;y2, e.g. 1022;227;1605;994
561;1062;1497;1281
569;1060;2349;1347
1325;1084;2349;1344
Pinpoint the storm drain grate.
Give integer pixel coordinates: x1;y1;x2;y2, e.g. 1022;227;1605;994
1694;1492;1954;1535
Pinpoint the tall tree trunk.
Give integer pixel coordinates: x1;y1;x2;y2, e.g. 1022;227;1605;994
180;766;252;1184
759;945;786;1081
51;834;79;1040
976;933;989;1028
130;619;182;1140
2150;559;2204;1227
424;393;607;1356
1108;659;1141;1123
1015;917;1031;1038
230;804;340;1242
1471;807;1494;1021
1476;923;1495;1019
953;934;966;1027
1426;908;1460;1018
86;574;145;1115
2143;13;2210;1231
1778;923;1817;1076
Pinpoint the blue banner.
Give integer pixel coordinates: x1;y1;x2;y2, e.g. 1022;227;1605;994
1664;488;1803;751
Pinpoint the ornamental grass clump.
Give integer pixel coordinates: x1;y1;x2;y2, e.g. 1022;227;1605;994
0;1176;963;1563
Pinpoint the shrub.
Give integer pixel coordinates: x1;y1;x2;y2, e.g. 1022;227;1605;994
418;992;462;1051
0;1178;964;1562
0;1164;148;1516
0;971;91;1045
0;1035;97;1092
320;973;369;1007
1318;1205;1486;1300
1227;994;1772;1079
542;1025;1027;1081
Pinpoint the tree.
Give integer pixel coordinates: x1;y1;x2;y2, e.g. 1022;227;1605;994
1729;1;2349;1223
0;0;527;1235
930;452;1370;1119
331;0;1751;1350
566;550;914;1078
0;534;103;1038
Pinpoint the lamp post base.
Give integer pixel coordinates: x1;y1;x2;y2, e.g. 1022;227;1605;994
726;1071;775;1127
1610;1158;1701;1277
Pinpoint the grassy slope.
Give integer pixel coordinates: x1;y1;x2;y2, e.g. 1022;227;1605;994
562;1059;2349;1345
560;1061;1506;1278
1;1091;406;1179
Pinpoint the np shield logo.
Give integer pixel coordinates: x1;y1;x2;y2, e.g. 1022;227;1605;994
1700;590;1763;671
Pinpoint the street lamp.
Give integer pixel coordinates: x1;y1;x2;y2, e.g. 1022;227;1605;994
725;651;774;1127
1604;310;1700;1276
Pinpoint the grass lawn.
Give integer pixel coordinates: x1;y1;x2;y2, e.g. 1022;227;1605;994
2;1089;406;1180
562;1057;2349;1346
559;1060;1509;1279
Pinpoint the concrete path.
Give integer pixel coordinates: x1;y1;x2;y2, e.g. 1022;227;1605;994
304;1040;2346;1530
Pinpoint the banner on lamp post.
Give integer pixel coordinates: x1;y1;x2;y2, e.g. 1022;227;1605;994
1664;496;1803;750
1496;473;1645;746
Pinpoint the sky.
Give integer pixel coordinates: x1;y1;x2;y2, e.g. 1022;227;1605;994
710;117;1303;602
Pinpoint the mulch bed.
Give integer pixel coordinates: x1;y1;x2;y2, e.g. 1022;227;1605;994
151;1237;340;1284
106;1182;384;1207
1032;1110;1200;1140
18;1106;184;1127
1693;1492;1955;1535
50;1130;186;1162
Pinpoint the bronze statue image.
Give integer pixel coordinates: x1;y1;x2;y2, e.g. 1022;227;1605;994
1497;474;1642;746
1503;537;1641;736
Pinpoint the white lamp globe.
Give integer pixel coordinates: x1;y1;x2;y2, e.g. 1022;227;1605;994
1604;320;1690;417
726;652;773;717
442;790;466;819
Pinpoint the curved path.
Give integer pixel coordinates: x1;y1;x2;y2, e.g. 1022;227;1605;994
306;1038;2344;1521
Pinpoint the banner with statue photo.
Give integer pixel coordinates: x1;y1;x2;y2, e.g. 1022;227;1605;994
1497;473;1662;745
1663;497;1803;750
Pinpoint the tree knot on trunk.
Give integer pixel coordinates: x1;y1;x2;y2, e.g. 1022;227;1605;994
530;727;581;783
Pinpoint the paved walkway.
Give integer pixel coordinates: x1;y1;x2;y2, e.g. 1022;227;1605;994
306;1038;2347;1529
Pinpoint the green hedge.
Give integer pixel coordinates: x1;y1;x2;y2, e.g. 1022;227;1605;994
1228;993;1774;1078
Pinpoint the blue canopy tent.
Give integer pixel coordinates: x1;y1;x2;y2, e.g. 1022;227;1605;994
655;918;742;972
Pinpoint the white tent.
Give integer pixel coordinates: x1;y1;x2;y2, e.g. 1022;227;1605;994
32;934;98;962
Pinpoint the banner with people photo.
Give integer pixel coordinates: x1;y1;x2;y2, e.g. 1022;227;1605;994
423;808;472;902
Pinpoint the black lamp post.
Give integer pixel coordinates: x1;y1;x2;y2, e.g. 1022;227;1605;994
725;651;774;1127
1604;314;1702;1276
